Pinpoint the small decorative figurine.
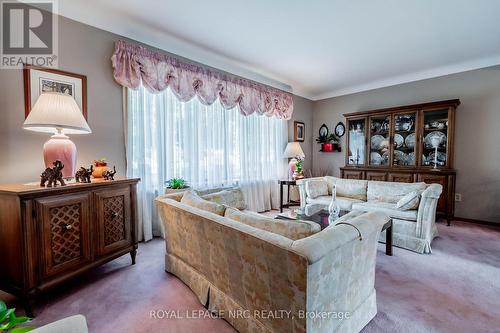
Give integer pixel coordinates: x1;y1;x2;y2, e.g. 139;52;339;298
40;160;66;187
102;166;116;180
92;158;109;178
75;165;93;183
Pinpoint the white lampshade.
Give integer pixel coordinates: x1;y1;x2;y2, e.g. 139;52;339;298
283;142;305;158
23;92;91;134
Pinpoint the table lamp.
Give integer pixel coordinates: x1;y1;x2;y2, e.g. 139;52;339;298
23;92;91;178
283;142;305;179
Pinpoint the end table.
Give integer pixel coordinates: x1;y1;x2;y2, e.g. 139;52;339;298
278;179;300;213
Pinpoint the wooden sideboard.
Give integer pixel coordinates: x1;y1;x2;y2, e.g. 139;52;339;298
341;99;459;225
0;178;139;315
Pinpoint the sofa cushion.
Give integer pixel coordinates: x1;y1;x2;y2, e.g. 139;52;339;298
367;181;427;204
396;191;420;210
352;201;418;221
201;188;246;210
224;207;320;240
305;180;329;199
181;190;226;216
306;195;363;211
324;176;368;201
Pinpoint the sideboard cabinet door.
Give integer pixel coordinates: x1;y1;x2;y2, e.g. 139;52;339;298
36;193;92;279
94;187;132;257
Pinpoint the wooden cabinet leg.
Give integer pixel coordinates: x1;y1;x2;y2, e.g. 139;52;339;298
446;217;451;226
22;296;35;318
130;248;137;265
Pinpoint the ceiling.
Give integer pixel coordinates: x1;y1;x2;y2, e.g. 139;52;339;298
58;0;500;100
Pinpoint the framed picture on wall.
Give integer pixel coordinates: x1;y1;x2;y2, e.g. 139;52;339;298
23;64;87;119
294;121;305;142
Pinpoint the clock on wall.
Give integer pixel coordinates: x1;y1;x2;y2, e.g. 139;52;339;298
334;122;345;137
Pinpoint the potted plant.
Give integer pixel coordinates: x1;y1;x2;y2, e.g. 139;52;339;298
327;133;341;151
316;132;331;151
0;300;34;332
165;178;189;194
293;156;305;180
92;158;109;178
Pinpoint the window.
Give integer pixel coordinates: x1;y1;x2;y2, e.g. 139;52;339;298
127;85;287;239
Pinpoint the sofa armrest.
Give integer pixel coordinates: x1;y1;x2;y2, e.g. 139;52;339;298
416;184;442;248
296;177;326;209
31;315;88;333
291;211;390;264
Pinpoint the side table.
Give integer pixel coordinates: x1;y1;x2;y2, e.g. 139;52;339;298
278;179;300;213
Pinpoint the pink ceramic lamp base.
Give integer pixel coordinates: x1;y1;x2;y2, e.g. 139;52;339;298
43;133;77;178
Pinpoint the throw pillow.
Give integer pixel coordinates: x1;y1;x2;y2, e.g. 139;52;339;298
201;188;246;210
181;190;226;216
305;180;329;199
396;191;420;210
224;208;320;240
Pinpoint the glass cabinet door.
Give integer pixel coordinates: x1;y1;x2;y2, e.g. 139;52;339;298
347;118;366;165
392;112;417;167
421;108;449;168
368;115;390;166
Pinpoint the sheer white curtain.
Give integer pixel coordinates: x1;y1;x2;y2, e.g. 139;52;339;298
126;85;288;241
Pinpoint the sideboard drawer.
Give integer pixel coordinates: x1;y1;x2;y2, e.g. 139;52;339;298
36;193;92;279
94;187;132;257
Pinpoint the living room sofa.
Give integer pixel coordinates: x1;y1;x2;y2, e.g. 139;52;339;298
297;177;442;254
156;190;390;333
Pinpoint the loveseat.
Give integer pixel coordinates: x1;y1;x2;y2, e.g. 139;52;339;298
156;189;390;333
297;177;442;254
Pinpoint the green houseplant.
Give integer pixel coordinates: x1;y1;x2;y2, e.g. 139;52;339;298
165;178;189;194
0;300;34;333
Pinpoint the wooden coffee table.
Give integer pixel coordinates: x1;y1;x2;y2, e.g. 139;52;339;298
276;207;393;256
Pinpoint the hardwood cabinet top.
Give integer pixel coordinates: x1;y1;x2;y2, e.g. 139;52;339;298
0;177;140;196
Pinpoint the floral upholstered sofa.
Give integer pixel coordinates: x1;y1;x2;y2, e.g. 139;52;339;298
297;177;442;254
156;189;390;333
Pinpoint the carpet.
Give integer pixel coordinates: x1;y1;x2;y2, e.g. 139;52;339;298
2;220;499;332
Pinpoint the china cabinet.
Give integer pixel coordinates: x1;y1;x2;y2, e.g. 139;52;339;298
341;99;459;225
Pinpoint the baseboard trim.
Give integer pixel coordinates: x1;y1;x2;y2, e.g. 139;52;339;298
454;216;500;228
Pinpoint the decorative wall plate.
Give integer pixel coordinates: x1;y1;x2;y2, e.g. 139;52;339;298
394;134;404;148
319;124;329;137
370;152;382;165
393;150;407;164
424;131;446;148
334;122;345;137
371;135;384;149
405;133;416;149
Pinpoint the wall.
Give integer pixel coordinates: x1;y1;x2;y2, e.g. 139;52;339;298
288;96;314;173
0;15;125;183
0;15;313;183
312;66;500;223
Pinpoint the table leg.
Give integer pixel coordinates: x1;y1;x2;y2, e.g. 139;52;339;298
279;183;284;213
386;221;393;256
287;184;290;207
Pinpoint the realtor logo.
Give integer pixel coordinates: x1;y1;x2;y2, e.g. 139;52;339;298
1;0;58;68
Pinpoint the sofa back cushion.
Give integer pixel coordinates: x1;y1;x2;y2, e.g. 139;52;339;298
201;188;247;210
224;207;320;240
367;181;427;204
181;190;226;216
305;180;329;199
324;176;368;201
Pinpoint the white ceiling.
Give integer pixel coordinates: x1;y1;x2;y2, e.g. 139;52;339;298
58;0;500;100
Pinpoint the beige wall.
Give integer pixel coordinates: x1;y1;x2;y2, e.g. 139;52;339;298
0;15;313;184
0;15;125;183
312;66;500;223
288;96;314;174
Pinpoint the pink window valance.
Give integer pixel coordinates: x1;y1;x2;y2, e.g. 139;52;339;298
111;40;293;119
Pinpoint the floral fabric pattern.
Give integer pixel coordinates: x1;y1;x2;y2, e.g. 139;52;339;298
201;188;247;210
180;190;226;216
111;40;293;119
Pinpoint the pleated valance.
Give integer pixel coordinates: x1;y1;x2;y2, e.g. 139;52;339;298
111;40;293;119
